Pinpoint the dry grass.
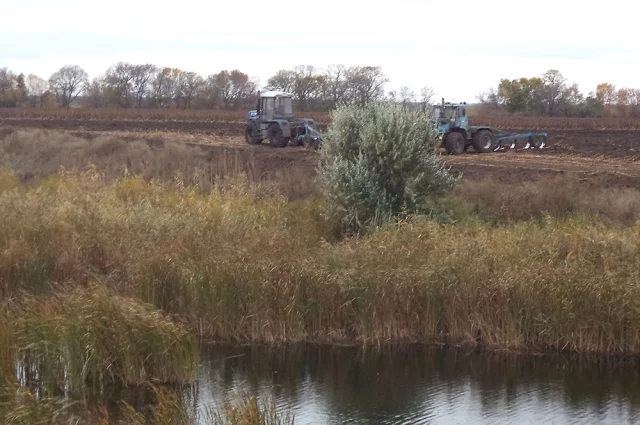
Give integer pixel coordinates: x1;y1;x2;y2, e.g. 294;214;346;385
453;175;640;224
0;129;318;201
0;129;257;191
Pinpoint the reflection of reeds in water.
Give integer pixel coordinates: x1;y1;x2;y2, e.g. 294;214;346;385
0;380;293;425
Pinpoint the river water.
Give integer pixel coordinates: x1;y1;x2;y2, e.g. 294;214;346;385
193;344;640;425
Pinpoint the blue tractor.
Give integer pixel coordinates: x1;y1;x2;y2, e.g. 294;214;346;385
245;91;322;149
431;99;548;154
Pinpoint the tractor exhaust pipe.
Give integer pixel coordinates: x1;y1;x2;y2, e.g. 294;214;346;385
256;90;261;114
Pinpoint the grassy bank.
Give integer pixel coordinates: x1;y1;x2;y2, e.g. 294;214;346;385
0;166;639;353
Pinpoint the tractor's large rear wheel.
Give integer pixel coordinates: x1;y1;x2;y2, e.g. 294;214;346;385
472;129;495;153
269;124;288;147
444;132;465;155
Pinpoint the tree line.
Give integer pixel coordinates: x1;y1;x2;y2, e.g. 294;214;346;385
2;64;636;118
477;69;640;118
0;63;432;112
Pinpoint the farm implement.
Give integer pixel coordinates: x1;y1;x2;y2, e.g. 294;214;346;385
431;99;548;154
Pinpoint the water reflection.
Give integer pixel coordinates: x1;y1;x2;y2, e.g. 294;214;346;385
196;344;640;424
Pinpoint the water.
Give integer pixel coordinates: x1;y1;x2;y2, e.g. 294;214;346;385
194;344;640;425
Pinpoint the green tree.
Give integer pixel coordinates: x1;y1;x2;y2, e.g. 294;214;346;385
318;101;457;234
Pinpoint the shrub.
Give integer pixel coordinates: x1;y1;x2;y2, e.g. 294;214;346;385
317;101;457;234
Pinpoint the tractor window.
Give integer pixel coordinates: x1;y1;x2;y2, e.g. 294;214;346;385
263;98;274;115
460;107;466;117
444;108;457;119
276;97;293;115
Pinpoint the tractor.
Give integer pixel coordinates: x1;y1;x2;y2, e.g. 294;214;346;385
431;99;548;154
245;91;323;148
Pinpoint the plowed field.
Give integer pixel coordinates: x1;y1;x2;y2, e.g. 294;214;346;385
2;118;640;188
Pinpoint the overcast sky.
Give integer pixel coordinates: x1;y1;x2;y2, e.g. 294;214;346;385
2;0;639;102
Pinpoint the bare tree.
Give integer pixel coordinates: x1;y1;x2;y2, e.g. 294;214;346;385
325;64;348;107
104;62;136;107
131;64;157;108
26;74;49;107
228;70;257;109
267;66;326;110
266;70;296;93
151;67;179;108
83;77;107;108
49;65;88;107
213;71;233;108
200;74;221;108
176;71;204;109
399;86;416;104
291;65;325;110
344;66;388;104
539;69;567;116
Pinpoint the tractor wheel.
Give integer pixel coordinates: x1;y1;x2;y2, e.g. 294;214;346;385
269;124;287;147
472;129;495;153
245;125;262;145
444;132;465;155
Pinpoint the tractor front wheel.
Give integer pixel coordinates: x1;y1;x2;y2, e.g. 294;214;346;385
269;124;288;147
472;129;495;153
444;132;465;155
245;126;262;145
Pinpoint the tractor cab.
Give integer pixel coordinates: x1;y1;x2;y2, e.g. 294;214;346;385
250;91;294;122
431;100;468;137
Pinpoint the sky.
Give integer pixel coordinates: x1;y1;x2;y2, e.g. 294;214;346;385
2;0;640;103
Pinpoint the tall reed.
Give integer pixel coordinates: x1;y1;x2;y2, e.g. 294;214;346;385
12;286;197;396
1;167;640;354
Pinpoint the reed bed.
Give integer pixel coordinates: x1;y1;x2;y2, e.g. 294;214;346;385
0;167;639;354
13;286;197;394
